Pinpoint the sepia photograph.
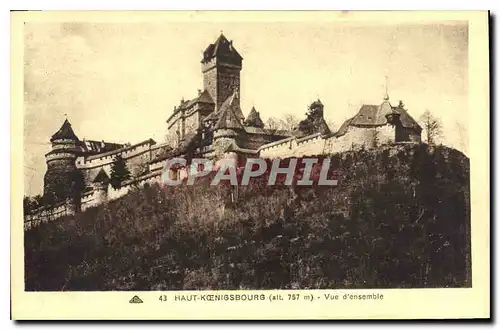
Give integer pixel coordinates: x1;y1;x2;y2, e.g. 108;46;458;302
11;10;489;320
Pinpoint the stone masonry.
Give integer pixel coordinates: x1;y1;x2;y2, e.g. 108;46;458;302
24;33;422;230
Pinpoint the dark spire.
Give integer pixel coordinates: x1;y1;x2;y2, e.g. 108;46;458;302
309;99;324;110
50;118;79;142
92;168;110;184
244;106;264;128
201;33;243;64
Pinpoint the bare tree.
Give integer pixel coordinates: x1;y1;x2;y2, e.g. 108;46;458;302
278;114;300;131
420;110;443;145
266;117;280;130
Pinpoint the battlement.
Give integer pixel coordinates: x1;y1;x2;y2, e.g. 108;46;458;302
29;34;422;231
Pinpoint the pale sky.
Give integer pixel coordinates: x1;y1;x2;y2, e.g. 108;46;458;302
24;21;468;196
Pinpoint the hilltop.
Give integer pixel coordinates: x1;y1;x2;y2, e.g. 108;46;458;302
25;144;471;290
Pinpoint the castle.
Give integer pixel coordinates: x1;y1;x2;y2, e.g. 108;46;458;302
24;33;422;230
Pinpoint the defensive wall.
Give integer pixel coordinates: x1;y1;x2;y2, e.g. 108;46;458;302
24;123;412;231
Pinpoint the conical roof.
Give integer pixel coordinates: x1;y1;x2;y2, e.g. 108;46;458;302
51;119;79;142
244;106;264;128
92;168;110;183
316;117;331;135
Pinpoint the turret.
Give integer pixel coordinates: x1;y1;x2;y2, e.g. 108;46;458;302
43;119;84;206
244;106;264;128
294;99;331;137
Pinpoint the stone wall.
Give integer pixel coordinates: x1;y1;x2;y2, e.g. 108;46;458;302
259;124;398;159
184;111;200;137
81;189;100;211
217;67;240;109
239;128;291;151
27;121;418;231
167;111;183;142
202;58;218;107
76;140;158;187
24;200;75;231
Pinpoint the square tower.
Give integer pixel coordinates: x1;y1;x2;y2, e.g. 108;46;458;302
201;33;243;112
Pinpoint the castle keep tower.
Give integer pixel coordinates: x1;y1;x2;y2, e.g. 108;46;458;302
201;33;243;112
43;119;84;206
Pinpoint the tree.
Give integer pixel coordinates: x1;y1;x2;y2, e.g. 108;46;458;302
110;155;131;190
33;194;44;206
266;114;299;131
278;114;300;131
266;117;280;130
23;194;43;215
420;110;443;145
23;196;35;215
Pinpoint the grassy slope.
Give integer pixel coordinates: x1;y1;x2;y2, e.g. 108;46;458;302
25;144;471;290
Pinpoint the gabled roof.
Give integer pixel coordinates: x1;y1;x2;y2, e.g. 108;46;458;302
92;168;110;183
218;90;245;121
334;117;354;137
349;98;420;129
201;33;243;64
202;90;242;125
350;102;391;126
214;99;244;131
334;97;421;137
244;106;264;128
197;89;215;104
167;89;215;123
51;119;79;142
177;90;215;111
392;106;422;130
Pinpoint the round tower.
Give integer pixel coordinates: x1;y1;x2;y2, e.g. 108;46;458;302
43;119;84;207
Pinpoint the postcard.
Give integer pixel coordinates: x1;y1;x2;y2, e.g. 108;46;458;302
11;10;490;320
